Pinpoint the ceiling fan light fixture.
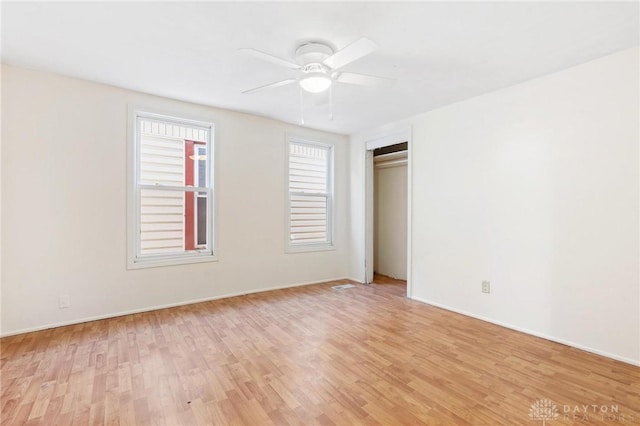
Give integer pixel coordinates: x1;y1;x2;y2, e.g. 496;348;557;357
299;73;332;93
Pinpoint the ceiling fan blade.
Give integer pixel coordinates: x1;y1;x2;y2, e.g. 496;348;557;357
242;79;297;94
322;37;377;70
238;48;301;69
336;72;395;87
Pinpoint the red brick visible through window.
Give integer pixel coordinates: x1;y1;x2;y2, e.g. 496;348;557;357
184;140;195;250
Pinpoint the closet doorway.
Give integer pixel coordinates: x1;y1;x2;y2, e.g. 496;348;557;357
373;143;408;281
364;126;412;296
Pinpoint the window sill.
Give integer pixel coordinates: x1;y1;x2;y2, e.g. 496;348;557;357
128;253;218;270
286;244;335;254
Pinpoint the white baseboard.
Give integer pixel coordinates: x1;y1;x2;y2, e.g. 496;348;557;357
410;296;640;367
0;276;352;338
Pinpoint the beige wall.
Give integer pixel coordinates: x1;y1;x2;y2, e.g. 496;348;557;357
1;65;350;336
374;162;407;279
351;47;640;365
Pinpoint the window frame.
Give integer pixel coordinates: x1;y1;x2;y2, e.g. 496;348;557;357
127;107;216;269
285;135;335;253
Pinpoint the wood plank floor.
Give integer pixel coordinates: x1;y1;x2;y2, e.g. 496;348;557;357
1;275;639;425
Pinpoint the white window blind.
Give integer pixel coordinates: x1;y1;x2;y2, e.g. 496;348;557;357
139;135;185;254
288;140;332;247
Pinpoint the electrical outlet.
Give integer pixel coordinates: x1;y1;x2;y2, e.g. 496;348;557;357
481;281;490;294
58;295;71;309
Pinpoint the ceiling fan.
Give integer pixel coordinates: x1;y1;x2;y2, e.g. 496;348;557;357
239;37;394;95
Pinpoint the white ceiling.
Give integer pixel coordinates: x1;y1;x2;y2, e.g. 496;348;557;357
2;2;638;135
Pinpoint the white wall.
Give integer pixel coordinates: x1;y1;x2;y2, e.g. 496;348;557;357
350;47;640;365
1;65;350;336
374;161;407;279
0;63;3;335
349;136;366;283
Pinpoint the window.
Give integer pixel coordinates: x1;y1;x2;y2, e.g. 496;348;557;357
128;110;214;268
287;137;333;251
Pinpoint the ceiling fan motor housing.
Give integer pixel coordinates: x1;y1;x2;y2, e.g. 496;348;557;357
295;42;334;67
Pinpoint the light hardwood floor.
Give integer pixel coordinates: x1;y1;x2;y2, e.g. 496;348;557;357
1;275;639;425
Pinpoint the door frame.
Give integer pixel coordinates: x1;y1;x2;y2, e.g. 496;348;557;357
363;125;412;297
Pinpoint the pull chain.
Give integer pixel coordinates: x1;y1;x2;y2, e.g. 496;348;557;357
329;84;334;121
299;86;305;125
